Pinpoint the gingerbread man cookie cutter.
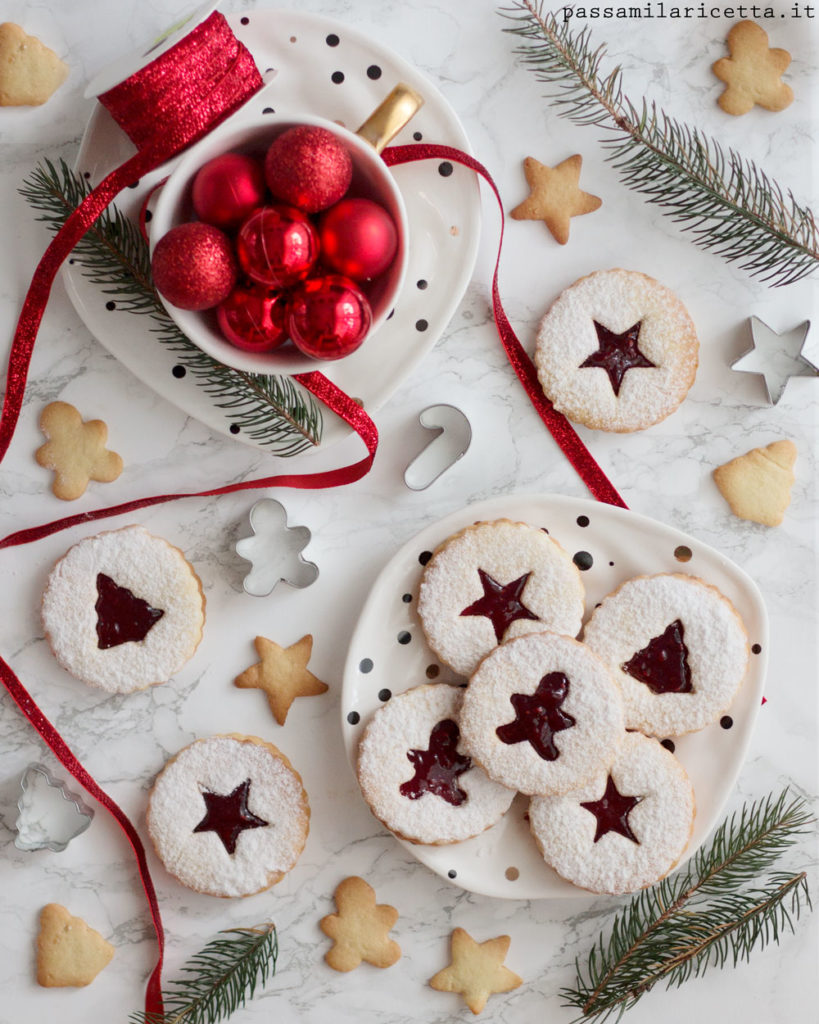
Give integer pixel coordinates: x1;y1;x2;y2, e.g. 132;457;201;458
14;763;94;853
404;404;472;491
236;498;319;597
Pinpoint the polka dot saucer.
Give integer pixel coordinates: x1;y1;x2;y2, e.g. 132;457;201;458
341;493;768;899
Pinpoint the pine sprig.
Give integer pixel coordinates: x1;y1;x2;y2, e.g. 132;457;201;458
563;791;814;1023
129;923;278;1024
19;160;323;454
500;2;819;286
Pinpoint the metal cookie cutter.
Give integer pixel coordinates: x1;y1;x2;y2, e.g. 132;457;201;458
731;317;816;405
236;498;319;597
404;404;472;491
14;763;94;853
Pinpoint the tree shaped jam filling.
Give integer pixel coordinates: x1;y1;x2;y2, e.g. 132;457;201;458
580;775;643;844
95;572;164;649
495;672;576;761
460;568;539;642
579;320;655;396
192;778;269;855
399;719;472;806
622;619;693;695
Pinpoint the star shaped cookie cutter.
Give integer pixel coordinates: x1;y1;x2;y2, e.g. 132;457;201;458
14;763;94;852
236;498;319;597
730;317;816;405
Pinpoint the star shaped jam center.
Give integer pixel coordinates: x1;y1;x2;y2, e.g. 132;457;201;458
580;775;643;843
622;619;693;695
399;719;472;806
495;672;576;761
192;778;268;855
95;572;164;649
460;568;539;643
579;320;655;396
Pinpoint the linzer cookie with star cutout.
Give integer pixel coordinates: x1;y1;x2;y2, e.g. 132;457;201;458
534;269;699;432
529;731;695;894
41;525;205;693
582;573;750;737
146;734;310;897
416;519;584;677
459;632;625;796
356;684;515;845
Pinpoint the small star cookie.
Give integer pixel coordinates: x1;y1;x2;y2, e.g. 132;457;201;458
712;21;793;116
320;876;401;972
713;439;796;526
35;401;123;501
36;904;114;988
234;634;328;725
429;927;523;1015
510;154;601;245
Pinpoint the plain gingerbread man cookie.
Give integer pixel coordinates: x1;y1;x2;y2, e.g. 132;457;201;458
712;21;793;115
35;401;123;500
320;876;401;971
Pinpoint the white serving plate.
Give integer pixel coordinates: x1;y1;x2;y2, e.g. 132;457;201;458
342;494;768;899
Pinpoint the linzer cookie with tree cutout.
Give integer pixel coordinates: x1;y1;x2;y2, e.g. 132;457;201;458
582;573;750;737
416;519;584;677
534;269;699;432
459;632;625;797
41;525;205;693
356;684;515;845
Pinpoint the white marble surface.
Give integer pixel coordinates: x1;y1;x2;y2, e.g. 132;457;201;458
0;1;816;1022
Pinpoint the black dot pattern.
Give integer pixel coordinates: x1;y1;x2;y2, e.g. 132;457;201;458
573;551;594;571
229;423;240;435
402;593;412;603
413;131;423;141
172;365;186;379
419;550;433;566
426;665;439;679
720;716;733;730
331;71;345;84
262;107;275;115
240;16;250;25
367;64;382;80
127;180;140;189
378;688;392;702
397;631;411;645
347;711;360;725
105;301;116;311
577;515;590;527
660;738;676;753
438;161;453;177
359;658;373;673
447;869;457;879
144;209;152;222
752;643;762;655
417;279;428;290
326;33;340;46
415;319;428;332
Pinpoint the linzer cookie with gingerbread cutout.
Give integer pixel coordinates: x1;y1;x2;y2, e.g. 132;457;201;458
356;684;515;845
458;632;625;797
416;519;584;677
41;525;205;693
582;573;750;737
534;269;699;432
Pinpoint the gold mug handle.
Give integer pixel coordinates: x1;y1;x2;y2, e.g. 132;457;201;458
356;83;424;154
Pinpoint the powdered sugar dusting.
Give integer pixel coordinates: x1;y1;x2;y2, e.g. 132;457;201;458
147;735;309;898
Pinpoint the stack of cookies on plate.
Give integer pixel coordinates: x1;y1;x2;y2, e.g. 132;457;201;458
356;519;750;895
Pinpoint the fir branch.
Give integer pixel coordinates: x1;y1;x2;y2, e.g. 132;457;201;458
19;160;323;455
562;791;814;1023
129;923;277;1024
500;2;819;286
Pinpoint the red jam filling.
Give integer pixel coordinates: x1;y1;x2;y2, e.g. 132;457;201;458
622;619;693;695
95;572;164;649
580;320;655;396
495;672;576;761
580;775;643;843
192;778;268;855
460;568;539;642
399;719;472;806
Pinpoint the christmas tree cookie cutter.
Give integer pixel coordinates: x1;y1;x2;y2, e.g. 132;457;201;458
404;404;472;490
236;498;319;597
14;763;94;853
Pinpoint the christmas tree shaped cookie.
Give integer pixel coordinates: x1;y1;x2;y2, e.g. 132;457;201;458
36;904;114;987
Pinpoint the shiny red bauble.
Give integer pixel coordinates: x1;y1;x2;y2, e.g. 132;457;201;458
318;198;398;282
216;282;289;352
235;205;319;288
264;125;353;214
152;222;237;310
286;275;372;360
191;153;267;230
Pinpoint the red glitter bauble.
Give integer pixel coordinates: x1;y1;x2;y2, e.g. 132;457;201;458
192;152;267;230
152;222;237;311
235;204;319;288
318;197;398;281
286;274;372;360
264;125;353;214
216;282;289;353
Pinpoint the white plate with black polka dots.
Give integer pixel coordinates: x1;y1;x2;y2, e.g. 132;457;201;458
64;10;481;455
342;493;768;899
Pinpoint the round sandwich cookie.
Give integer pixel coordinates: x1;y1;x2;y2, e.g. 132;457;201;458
356;683;515;845
41;525;205;693
534;268;699;432
417;519;584;678
529;731;696;894
458;632;625;797
147;734;310;898
581;573;749;737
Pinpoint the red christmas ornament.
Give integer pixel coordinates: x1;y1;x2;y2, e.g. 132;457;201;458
264;125;353;214
318;198;398;281
236;205;319;288
216;282;288;353
287;274;372;360
191;152;267;230
152;222;237;311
